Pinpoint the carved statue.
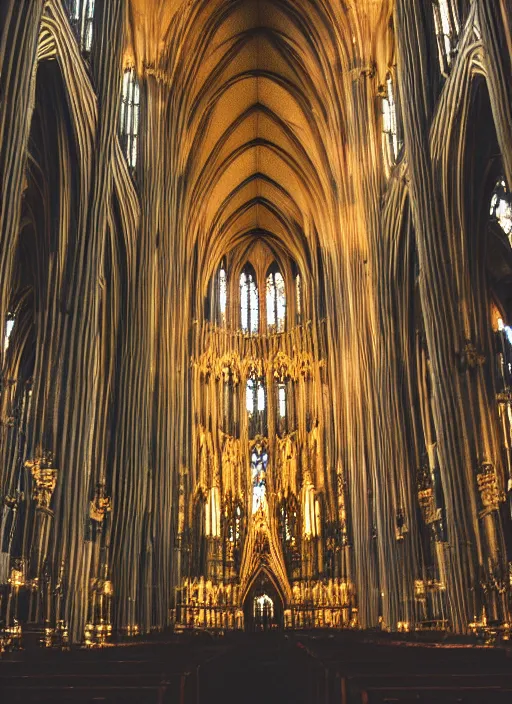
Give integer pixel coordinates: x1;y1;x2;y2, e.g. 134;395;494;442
221;433;242;497
90;483;112;522
277;433;297;496
25;452;57;511
477;463;506;517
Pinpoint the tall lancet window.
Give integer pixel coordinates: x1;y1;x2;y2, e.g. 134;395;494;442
382;75;401;165
120;68;140;169
65;0;95;54
4;314;14;353
295;269;302;324
490;179;512;244
218;259;227;325
276;382;287;436
277;383;286;418
240;264;259;333
432;0;459;75
266;265;286;333
246;375;266;437
250;443;268;513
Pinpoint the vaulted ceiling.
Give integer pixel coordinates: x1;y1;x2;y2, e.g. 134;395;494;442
126;0;394;281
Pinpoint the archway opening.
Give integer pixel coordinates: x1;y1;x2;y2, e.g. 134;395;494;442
243;570;284;632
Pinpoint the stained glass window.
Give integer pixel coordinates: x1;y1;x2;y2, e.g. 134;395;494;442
277;383;286;418
276;382;288;436
498;318;512;345
4;315;14;353
253;594;274;619
295;272;302;323
65;0;95;54
382;76;401;164
246;377;266;413
120;68;140;169
240;265;259;333
247;376;266;437
266;265;286;332
251;444;268;513
219;261;227;325
432;0;459;75
490;179;512;243
496;318;512;391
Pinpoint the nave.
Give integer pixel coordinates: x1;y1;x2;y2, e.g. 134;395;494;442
2;0;512;649
1;630;512;703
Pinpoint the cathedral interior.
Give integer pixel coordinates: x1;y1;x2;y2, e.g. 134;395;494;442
1;0;512;699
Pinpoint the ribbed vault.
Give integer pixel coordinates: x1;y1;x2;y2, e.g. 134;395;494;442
127;0;393;285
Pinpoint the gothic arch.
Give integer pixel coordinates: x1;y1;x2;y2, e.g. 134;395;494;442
242;565;286;630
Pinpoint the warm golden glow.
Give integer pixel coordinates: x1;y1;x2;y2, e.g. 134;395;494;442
0;0;511;646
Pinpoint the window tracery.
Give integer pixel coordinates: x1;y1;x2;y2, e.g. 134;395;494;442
219;260;227;325
276;382;287;436
120;68;140;169
253;594;274;622
490;179;512;242
496;317;512;392
246;376;266;437
266;265;286;333
65;0;95;54
240;264;259;333
277;383;286;419
381;75;402;165
295;271;302;324
251;443;268;514
432;0;459;74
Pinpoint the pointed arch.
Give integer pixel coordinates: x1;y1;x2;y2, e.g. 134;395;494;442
240;262;259;333
266;262;286;333
242;564;287;610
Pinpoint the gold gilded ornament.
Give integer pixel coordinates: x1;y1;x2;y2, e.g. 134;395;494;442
477;463;506;517
272;351;294;381
418;487;441;524
25;452;57;511
90;483;112;522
